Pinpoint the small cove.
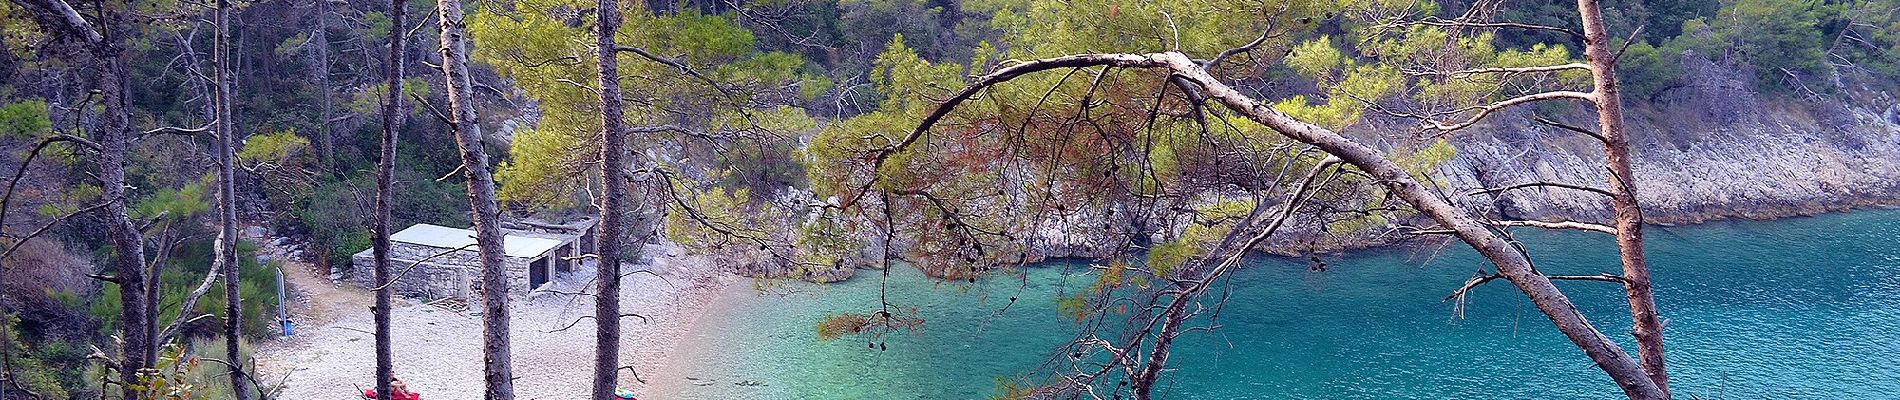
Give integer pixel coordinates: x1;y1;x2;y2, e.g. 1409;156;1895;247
649;210;1900;399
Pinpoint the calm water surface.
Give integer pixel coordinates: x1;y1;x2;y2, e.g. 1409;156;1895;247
654;210;1900;399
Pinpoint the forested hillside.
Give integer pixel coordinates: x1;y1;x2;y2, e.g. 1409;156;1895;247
0;0;1895;398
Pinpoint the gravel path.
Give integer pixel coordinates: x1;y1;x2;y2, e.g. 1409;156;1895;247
253;242;737;399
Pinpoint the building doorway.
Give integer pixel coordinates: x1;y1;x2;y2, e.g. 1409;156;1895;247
529;257;549;288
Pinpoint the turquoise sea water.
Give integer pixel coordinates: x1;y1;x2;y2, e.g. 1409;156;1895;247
653;210;1900;399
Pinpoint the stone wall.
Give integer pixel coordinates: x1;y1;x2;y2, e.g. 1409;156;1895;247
348;242;536;300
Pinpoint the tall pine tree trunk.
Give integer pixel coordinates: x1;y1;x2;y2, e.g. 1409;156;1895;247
314;0;335;174
85;1;150;396
214;0;256;397
371;0;405;398
1577;0;1668;395
591;0;628;396
434;1;517;398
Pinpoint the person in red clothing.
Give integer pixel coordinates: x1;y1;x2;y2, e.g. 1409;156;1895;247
361;377;422;400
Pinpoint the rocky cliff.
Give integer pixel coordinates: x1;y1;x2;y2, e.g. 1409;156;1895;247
1438;64;1900;225
1021;64;1900;264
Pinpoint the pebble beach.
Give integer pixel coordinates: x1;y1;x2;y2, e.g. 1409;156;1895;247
252;242;740;399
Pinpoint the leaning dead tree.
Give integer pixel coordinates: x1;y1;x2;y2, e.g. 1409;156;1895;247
835;2;1669;399
433;0;518;398
900;52;1662;400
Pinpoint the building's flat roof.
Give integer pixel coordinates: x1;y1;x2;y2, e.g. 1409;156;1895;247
390;223;564;259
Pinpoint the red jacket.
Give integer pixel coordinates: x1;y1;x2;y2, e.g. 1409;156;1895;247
362;389;422;400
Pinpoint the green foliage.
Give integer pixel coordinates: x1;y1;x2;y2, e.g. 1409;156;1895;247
348;77;432;116
274;32;311;56
1055;294;1091;322
174;242;281;338
89;282;122;337
803;34;964;196
1678;0;1836;85
1396;139;1458;181
0;100;50;138
1616;42;1684;99
3;313;74;398
977;0;1340;59
1287;37;1347;80
133;176;212;222
663;181;769;250
1824;0;1900;77
988;377;1039;400
1144;240;1194;280
361;11;391;41
36;183;101;218
182;337;268;399
238;129;311;164
815;309;924;341
298;171;467;269
473;0;821;212
91;240;283;340
126;343;214;399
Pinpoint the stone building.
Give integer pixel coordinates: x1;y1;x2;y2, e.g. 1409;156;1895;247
348;219;597;301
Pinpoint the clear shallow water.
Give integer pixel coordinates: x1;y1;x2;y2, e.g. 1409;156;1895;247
656;210;1900;399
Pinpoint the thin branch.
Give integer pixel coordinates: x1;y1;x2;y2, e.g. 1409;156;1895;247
1413;18;1583;38
1424;91;1595;131
894;50;1666;398
544;313;649;334
1444;272;1502;301
13;0;102;44
614;45;752;119
1531;113;1607;143
841;53;1159;208
1448;272;1626;301
1206;29;1275;70
1611;25;1646;64
0;134;107;259
1549;274;1628;284
153;313;217;347
409;93;455;126
1491;219;1617;234
1408;63;1591;78
0;198;119;260
1466;182;1614;198
139;122;215;139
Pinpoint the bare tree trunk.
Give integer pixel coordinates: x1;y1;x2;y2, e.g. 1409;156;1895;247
371;0;405;398
7;0;146;392
1577;0;1668;395
91;4;150;396
102;57;150;400
433;2;518;399
592;0;628;396
142;216;160;364
214;1;256;398
314;0;335;174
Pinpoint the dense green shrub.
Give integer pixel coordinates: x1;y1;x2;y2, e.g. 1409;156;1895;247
296;169;470;270
89;240;282;339
3;313;89;398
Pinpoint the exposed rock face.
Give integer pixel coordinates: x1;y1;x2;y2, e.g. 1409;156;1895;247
1008;66;1900;263
1438;72;1900;224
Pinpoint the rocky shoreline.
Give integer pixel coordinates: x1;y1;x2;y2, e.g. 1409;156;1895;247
814;79;1900;274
